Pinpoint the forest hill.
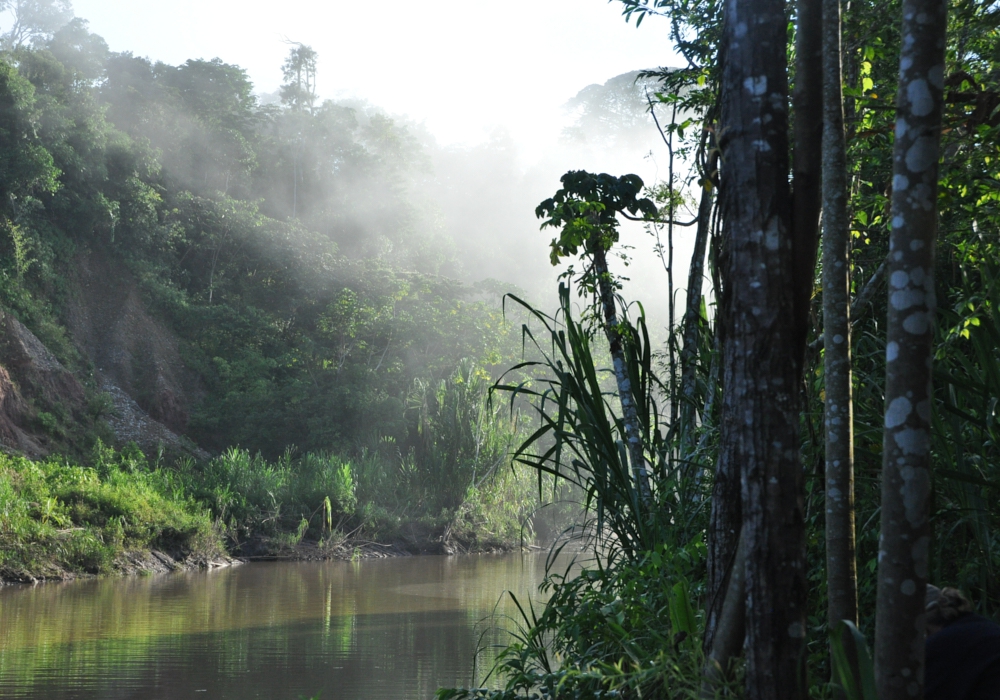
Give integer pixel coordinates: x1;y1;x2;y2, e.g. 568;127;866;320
0;11;549;580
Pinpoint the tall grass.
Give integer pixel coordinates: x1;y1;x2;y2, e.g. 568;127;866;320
438;283;714;698
0;446;221;580
0;352;559;579
496;284;709;561
190;448;357;544
348;358;538;546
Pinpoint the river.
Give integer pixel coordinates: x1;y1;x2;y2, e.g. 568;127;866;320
0;552;571;700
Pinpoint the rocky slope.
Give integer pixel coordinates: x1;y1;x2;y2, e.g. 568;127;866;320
0;251;205;458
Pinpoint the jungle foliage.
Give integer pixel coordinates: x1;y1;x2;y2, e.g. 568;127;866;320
0;9;553;568
0;15;528;457
442;0;1000;697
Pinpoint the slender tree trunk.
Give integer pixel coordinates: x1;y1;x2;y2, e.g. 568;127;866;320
822;0;858;636
704;182;731;653
874;1;947;698
592;243;653;504
705;402;741;655
793;0;824;360
666;102;679;431
680;145;718;460
717;1;807;698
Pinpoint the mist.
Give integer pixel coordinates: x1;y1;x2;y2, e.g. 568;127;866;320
0;0;697;338
397;70;700;338
0;0;689;592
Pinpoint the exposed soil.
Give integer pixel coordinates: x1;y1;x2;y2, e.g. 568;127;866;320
0;549;243;586
98;379;209;460
66;250;203;441
0;309;89;457
0;248;212;458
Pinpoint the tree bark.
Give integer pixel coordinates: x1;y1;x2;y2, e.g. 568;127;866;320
874;1;947;698
716;1;808;697
822;0;858;635
592;243;653;504
680;145;718;459
793;0;824;362
702;528;746;698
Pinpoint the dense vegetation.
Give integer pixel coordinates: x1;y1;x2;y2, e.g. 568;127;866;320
439;0;1000;698
0;433;541;581
0;20;527;457
0;7;558;576
3;1;1000;699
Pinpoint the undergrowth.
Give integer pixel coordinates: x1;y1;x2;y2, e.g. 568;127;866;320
0;428;551;581
0;445;221;580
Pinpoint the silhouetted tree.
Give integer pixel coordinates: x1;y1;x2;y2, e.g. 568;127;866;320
280;42;318;114
0;0;72;49
822;0;859;649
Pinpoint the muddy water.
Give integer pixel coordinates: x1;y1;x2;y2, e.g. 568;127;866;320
0;553;568;700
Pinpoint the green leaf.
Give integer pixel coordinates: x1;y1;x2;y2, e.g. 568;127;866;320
668;580;697;635
830;620;877;700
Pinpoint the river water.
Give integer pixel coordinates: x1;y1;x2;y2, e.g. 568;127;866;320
0;553;568;700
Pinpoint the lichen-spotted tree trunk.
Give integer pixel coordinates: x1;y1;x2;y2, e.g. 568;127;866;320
874;1;947;698
705;0;820;674
822;0;858;636
714;0;809;697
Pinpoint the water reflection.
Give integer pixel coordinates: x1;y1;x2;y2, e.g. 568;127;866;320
0;553;568;700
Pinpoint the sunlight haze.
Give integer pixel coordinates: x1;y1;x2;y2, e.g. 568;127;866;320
66;1;691;331
71;0;677;151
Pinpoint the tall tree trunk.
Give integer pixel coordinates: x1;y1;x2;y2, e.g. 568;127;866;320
874;1;947;698
592;243;653;504
680;144;718;461
793;0;824;360
717;1;808;698
822;0;858;639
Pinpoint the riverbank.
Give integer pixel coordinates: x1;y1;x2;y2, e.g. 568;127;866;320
0;447;535;585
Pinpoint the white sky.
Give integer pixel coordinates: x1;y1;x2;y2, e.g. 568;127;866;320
70;0;678;152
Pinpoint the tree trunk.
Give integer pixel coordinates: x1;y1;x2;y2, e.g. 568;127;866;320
702;528;747;697
592;243;653;504
793;0;824;361
822;0;858;636
680;145;718;461
716;1;808;698
874;1;947;698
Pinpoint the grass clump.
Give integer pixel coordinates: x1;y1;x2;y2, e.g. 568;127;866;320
438;545;725;700
0;445;222;580
439;287;717;698
187;447;358;550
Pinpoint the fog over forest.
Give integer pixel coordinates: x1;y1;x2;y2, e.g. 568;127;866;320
5;0;1000;699
7;0;696;334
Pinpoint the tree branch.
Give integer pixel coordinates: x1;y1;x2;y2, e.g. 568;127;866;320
809;255;887;352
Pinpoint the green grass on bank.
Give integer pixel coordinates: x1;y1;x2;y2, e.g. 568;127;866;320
0;440;551;582
0;446;221;580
